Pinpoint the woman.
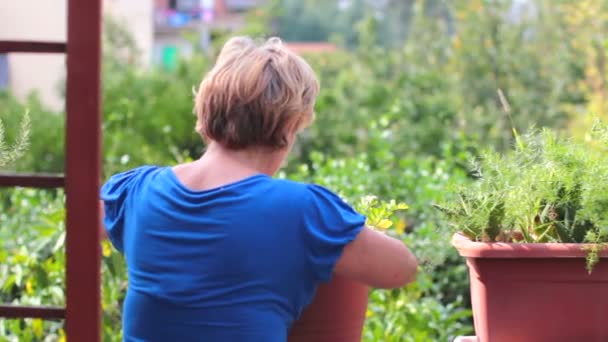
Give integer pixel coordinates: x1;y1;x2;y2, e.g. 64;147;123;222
101;36;417;341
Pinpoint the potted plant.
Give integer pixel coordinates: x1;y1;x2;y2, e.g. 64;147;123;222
435;120;608;342
288;196;408;342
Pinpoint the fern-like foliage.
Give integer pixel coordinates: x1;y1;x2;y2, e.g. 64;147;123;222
435;118;608;271
0;111;31;167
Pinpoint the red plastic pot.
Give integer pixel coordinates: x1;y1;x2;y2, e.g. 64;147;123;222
288;275;369;342
452;233;608;342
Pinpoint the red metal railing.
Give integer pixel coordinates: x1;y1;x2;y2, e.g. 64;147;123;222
0;41;66;54
0;1;102;341
0;305;66;319
0;173;65;188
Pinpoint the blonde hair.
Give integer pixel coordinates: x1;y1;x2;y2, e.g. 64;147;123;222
194;36;319;149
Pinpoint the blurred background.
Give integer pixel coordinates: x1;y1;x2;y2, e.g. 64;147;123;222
0;0;607;341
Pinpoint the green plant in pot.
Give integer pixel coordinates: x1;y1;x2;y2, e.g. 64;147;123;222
289;196;408;342
435;119;608;342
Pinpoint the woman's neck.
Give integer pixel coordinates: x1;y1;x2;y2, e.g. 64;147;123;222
199;142;281;176
172;142;283;192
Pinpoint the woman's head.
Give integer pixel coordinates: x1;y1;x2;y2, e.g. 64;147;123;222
194;37;319;152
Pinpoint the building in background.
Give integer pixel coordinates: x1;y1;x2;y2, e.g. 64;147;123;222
153;0;266;70
0;0;332;110
152;0;339;70
0;0;266;110
0;0;155;111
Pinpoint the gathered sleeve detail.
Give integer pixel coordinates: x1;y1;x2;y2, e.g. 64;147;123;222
302;184;366;282
100;166;156;253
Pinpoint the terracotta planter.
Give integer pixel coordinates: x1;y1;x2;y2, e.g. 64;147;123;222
452;233;608;342
288;275;369;342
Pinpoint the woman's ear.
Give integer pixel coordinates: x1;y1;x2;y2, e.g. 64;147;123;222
286;128;299;147
283;118;303;147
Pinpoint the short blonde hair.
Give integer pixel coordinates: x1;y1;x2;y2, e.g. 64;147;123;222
194;36;319;149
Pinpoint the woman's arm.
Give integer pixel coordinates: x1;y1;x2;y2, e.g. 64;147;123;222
334;227;417;289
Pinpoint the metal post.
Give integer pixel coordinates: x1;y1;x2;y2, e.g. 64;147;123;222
65;0;102;340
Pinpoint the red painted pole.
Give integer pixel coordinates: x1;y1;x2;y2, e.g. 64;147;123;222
65;0;102;340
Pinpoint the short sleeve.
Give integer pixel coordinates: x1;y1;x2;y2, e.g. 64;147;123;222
302;184;366;282
100;166;156;253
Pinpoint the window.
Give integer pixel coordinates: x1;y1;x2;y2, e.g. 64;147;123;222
0;54;8;90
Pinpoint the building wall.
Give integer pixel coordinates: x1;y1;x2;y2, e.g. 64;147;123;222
0;0;67;111
0;0;154;111
105;0;154;67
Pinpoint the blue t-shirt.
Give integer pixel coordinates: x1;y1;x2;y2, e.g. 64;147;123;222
100;165;366;342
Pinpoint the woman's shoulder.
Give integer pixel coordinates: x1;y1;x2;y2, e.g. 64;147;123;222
101;165;164;198
272;179;343;199
269;178;324;197
105;165;163;180
268;179;356;214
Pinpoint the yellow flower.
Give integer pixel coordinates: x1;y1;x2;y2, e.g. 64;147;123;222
102;240;112;257
32;319;43;338
376;219;393;230
26;280;33;295
14;253;28;263
452;36;462;50
58;329;66;342
395;219;407;235
366;309;373;318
